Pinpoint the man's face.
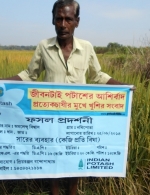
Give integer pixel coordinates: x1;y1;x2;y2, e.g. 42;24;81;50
54;5;79;40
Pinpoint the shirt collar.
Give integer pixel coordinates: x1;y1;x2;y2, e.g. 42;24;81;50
47;37;58;48
73;37;83;51
47;36;83;51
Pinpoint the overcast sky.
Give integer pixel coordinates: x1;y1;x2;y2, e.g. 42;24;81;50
0;0;150;47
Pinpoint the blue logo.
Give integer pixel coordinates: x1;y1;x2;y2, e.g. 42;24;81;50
0;87;4;97
78;159;84;170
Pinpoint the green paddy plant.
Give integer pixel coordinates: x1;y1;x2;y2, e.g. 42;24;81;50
0;49;149;195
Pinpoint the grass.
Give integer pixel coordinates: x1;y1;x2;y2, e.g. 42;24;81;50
0;49;150;195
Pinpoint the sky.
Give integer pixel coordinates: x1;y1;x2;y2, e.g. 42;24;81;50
0;0;150;47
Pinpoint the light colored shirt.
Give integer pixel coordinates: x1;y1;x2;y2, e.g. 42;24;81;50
18;37;111;84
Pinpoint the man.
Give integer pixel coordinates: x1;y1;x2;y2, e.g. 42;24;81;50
3;0;121;85
1;0;126;194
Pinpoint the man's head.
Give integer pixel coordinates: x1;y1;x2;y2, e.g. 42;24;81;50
52;0;80;40
52;0;80;25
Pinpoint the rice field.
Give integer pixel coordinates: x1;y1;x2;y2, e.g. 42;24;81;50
0;49;150;195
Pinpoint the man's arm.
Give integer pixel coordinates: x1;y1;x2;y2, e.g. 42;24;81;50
0;75;22;81
107;78;136;91
106;78;124;85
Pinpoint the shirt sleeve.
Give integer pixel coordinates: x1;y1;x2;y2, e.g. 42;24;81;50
18;44;45;81
88;46;111;84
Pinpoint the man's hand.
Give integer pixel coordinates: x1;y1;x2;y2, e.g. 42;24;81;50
106;78;123;85
106;78;136;91
0;75;22;81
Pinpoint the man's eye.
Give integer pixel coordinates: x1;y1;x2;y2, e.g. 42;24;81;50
56;18;61;22
66;18;72;22
66;18;72;21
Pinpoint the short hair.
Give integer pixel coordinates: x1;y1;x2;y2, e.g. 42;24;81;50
52;0;80;24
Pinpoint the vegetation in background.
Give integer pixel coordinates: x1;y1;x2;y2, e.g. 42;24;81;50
0;45;36;50
0;45;150;195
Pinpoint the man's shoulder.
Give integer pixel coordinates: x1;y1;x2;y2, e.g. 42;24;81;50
38;37;56;47
74;37;93;47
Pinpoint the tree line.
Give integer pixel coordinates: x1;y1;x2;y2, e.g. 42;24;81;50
0;42;148;54
0;45;36;50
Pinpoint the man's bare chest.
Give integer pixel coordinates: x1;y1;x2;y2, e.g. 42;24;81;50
61;48;72;63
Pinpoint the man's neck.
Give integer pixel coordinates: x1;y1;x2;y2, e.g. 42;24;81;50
57;36;73;49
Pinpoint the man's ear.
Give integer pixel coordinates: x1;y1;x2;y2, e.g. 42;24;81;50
75;17;80;28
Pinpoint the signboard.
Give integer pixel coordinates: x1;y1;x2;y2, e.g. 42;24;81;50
0;81;133;179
